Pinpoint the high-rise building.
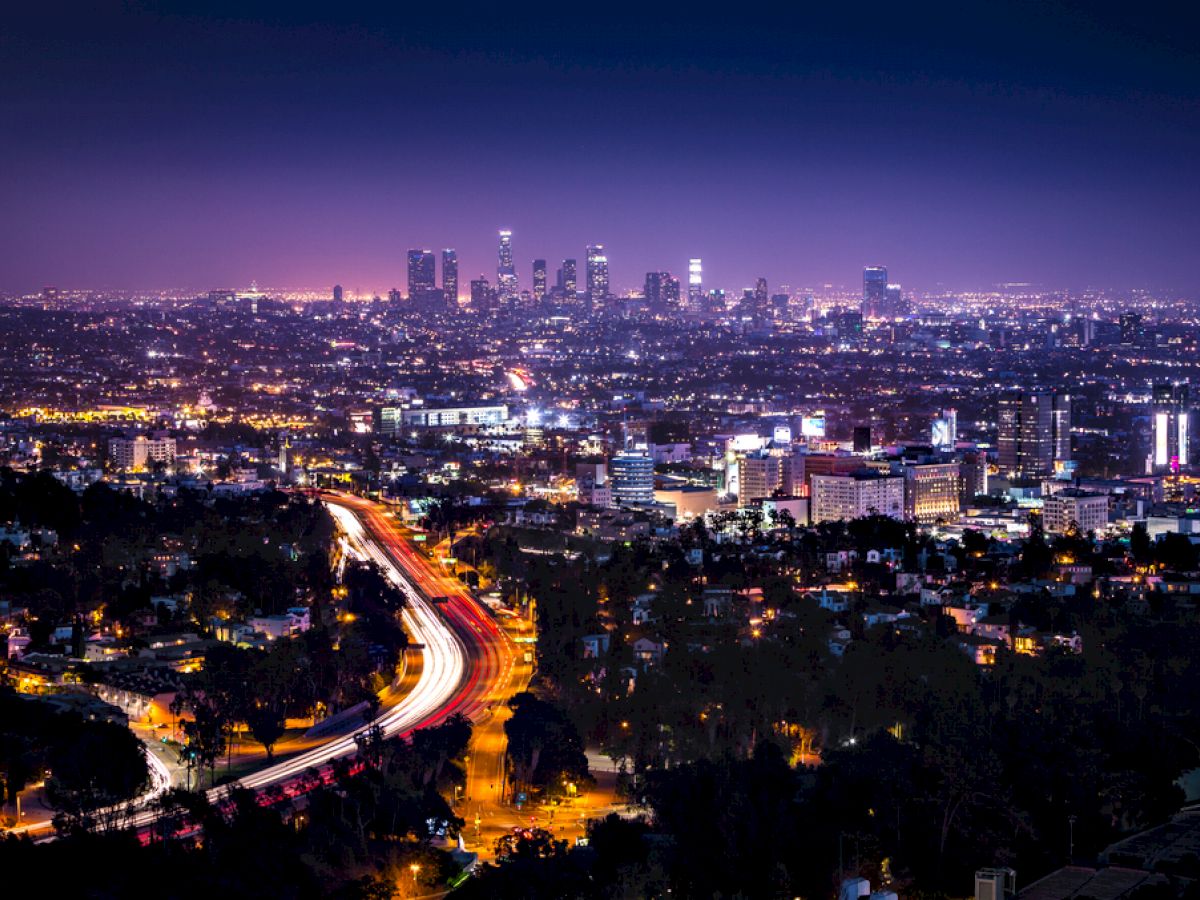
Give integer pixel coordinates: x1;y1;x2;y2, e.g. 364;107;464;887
610;450;655;506
645;271;679;312
470;276;495;309
108;435;177;471
885;283;903;318
853;426;872;453
736;453;804;507
903;462;962;524
687;258;704;313
407;250;437;299
811;470;905;523
532;259;547;302
932;408;958;449
1152;382;1190;472
496;230;518;301
1043;490;1109;535
332;284;344;303
586;244;609;307
442;249;458;307
753;277;769;321
1119;313;1144;346
558;258;578;301
998;390;1071;478
862;266;888;318
387;288;402;304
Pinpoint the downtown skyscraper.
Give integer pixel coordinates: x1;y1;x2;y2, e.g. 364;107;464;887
497;230;518;301
442;249;458;307
861;266;888;318
998;389;1071;478
586;244;609;308
1152;382;1190;473
687;258;704;314
407;249;436;300
532;259;547;303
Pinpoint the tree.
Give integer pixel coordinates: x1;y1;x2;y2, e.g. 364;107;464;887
46;721;149;833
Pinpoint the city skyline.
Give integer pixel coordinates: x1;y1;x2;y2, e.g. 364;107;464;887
2;4;1198;294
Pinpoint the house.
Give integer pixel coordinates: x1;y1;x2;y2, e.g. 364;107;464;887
861;605;910;628
581;633;611;658
631;637;667;668
957;633;1004;666
828;627;853;657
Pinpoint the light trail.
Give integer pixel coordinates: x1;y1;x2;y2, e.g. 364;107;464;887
15;492;514;842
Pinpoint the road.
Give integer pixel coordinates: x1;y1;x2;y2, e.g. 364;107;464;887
10;492;488;839
10;491;549;860
325;494;535;859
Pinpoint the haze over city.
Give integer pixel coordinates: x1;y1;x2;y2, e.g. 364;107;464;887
3;2;1199;294
3;4;1200;900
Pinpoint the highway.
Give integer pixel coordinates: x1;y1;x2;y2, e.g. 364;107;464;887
13;491;518;841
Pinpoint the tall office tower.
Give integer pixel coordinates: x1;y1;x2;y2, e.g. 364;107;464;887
1119;312;1144;346
609;449;655;506
998;390;1071;478
644;271;673;311
496;230;518;300
687;258;704;313
885;283;903;318
470;276;495;309
387;288;402;304
932;407;958;449
903;462;962;524
442;249;458;307
662;274;681;310
862;266;888;318
853;426;872;453
1152;382;1190;472
586;244;609;307
332;284;344;303
532;259;547;302
1052;393;1071;463
560;258;577;300
407;249;437;299
754;276;769;313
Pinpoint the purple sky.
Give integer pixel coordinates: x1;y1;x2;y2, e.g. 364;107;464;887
2;3;1198;296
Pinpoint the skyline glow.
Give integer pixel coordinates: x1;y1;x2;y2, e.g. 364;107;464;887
1;3;1198;294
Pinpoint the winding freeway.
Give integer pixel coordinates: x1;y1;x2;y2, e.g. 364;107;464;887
16;490;524;841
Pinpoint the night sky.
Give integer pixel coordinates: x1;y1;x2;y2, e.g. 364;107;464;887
2;2;1198;295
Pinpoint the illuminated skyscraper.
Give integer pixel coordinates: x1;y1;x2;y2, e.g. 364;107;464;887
932;408;958;449
407;250;436;299
862;266;888;318
610;449;655;506
885;283;903;318
532;259;547;302
497;230;518;300
470;276;495;309
1152;382;1190;472
442;249;458;307
687;258;704;313
586;244;609;307
998;390;1070;478
644;271;674;312
559;258;577;300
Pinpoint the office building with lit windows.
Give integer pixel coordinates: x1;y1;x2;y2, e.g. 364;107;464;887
407;250;437;300
1152;382;1190;473
998;390;1071;478
586;244;609;307
442;249;458;306
609;450;655;506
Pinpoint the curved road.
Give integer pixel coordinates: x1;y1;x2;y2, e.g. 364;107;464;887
15;491;518;839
